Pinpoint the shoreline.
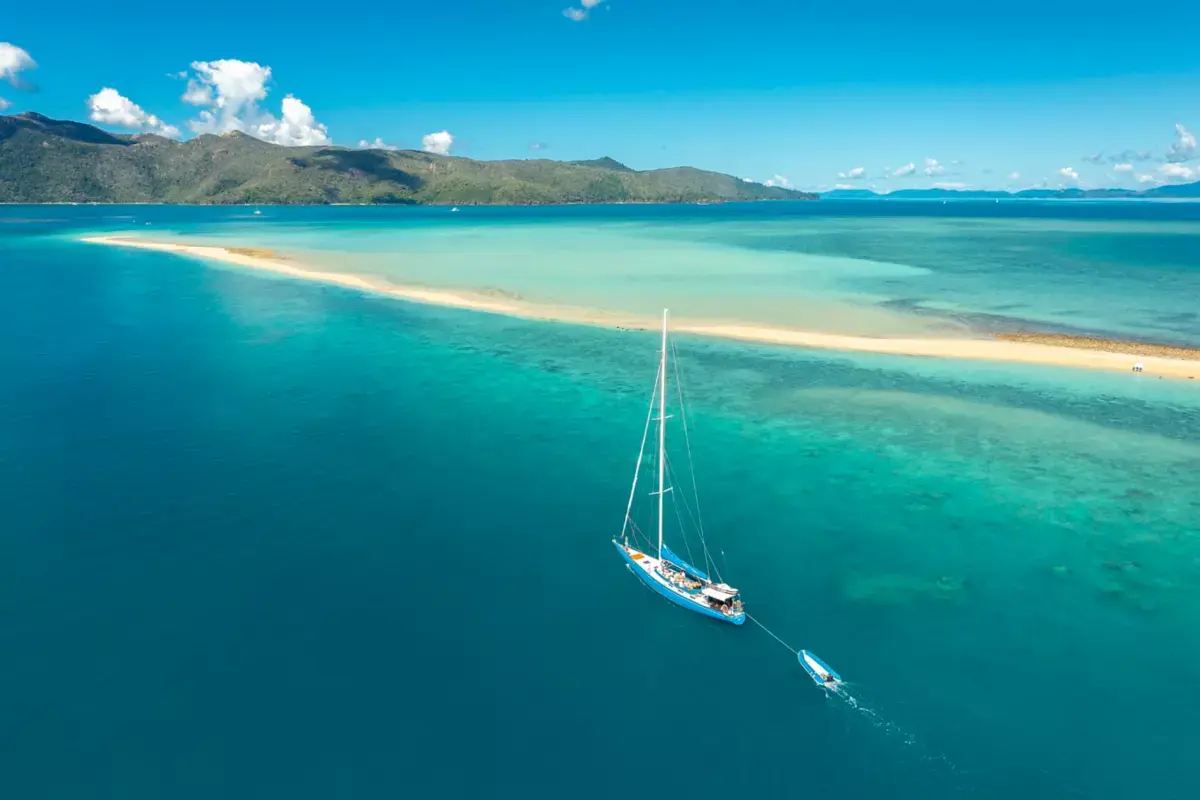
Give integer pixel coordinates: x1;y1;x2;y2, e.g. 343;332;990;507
81;235;1200;380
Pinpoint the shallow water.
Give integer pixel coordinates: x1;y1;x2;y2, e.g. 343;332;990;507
53;200;1200;342
2;206;1199;798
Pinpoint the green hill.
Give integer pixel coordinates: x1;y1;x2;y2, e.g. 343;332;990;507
0;112;816;205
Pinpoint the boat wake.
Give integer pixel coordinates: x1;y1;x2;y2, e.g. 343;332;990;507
827;684;915;745
827;684;965;779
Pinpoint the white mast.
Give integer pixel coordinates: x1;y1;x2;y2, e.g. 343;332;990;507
657;308;668;560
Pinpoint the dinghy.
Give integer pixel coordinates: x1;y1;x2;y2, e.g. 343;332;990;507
799;649;842;687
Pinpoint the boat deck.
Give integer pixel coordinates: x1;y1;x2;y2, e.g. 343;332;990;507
617;542;745;624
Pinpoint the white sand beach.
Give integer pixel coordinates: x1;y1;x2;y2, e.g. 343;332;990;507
82;235;1200;380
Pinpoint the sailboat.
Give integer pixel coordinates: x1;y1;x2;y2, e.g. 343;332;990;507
613;310;745;625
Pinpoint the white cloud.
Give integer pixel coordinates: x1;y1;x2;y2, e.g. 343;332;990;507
923;157;944;176
933;181;968;190
1008;172;1021;181
564;0;604;19
0;42;36;108
254;95;329;146
1166;123;1196;163
180;59;330;146
529;141;547;151
0;42;35;83
1158;163;1196;182
359;137;399;151
1113;163;1134;173
1136;173;1159;185
422;130;454;155
834;184;855;190
86;88;180;137
763;174;791;188
1058;166;1080;182
182;81;213;106
741;177;754;183
183;59;269;116
891;162;916;178
837;166;866;180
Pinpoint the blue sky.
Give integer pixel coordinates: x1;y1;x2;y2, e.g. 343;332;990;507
3;0;1199;191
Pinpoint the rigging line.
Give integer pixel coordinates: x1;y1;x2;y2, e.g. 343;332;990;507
665;456;700;569
620;360;661;544
664;453;715;587
747;614;797;654
663;431;717;582
670;339;722;583
627;519;653;551
664;451;710;576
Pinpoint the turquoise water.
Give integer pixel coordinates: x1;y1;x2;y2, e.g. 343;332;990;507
71;201;1200;342
2;204;1199;798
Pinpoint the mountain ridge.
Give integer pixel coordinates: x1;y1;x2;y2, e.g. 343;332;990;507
0;112;816;205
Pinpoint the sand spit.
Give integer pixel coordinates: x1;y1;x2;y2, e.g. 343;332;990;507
82;236;1200;381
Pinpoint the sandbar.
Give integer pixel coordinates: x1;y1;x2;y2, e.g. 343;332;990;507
81;235;1200;381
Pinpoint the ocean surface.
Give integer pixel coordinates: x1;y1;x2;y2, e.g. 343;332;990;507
2;202;1199;799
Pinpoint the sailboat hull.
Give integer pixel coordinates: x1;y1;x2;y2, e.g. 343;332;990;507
613;540;745;625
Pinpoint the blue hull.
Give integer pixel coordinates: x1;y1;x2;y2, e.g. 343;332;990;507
799;649;842;685
613;540;745;625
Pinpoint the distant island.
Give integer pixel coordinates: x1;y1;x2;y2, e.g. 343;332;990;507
0;112;816;206
822;184;1200;200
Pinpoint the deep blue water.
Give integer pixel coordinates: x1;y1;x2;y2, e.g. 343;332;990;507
2;204;1199;799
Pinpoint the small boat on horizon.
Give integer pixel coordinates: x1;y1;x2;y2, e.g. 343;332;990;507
613;310;745;625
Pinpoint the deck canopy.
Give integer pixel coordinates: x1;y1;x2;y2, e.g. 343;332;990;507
702;586;736;602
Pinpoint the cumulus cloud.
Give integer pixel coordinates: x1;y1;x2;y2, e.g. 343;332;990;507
359;137;399;151
86;88;180;137
891;162;916;178
1158;162;1196;182
1058;166;1080;182
182;80;213;106
837;166;866;180
255;95;329;147
1166;123;1196;163
180;59;330;146
923;158;944;176
933;181;968;190
763;174;791;188
0;42;36;108
0;42;35;85
1136;173;1159;185
422;130;454;155
563;0;603;21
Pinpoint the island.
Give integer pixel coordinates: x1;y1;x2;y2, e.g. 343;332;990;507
0;112;816;206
